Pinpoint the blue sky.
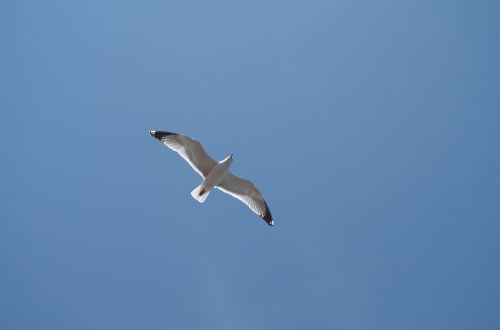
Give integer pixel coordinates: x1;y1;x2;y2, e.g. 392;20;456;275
1;0;499;329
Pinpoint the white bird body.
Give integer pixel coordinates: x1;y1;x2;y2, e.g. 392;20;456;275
149;131;274;226
190;154;233;203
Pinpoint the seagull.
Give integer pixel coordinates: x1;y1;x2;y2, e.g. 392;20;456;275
149;130;274;226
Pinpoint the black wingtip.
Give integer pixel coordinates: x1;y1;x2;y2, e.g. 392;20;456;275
262;201;274;226
149;130;177;141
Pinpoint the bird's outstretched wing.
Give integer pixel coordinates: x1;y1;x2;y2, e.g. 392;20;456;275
150;131;217;178
217;172;274;226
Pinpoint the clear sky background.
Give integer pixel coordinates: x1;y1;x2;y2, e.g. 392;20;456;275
1;1;499;329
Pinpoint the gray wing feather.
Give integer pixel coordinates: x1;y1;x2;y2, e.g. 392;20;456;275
216;172;273;226
150;131;217;178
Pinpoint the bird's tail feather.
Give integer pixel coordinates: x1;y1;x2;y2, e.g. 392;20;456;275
191;184;210;203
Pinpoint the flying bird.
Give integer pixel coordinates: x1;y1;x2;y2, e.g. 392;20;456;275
149;130;274;226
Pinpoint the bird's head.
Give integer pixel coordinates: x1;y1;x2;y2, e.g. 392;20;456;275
224;153;234;163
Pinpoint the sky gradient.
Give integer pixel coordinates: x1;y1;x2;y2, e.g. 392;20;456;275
1;1;499;329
